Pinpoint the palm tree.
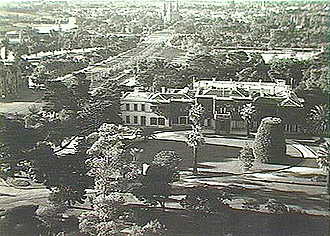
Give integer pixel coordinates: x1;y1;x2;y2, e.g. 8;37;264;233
239;103;256;137
317;141;330;194
308;104;328;137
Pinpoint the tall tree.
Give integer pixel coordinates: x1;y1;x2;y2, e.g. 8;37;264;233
317;141;330;194
135;150;182;211
239;103;256;137
308;104;328;137
79;123;165;235
186;103;204;174
1;74;123;205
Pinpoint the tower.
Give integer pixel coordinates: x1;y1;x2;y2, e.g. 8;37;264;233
166;1;172;23
161;1;180;23
174;1;179;11
261;0;266;9
161;2;167;20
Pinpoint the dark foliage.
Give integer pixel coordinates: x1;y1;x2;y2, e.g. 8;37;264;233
253;117;287;163
180;186;232;214
135;151;182;210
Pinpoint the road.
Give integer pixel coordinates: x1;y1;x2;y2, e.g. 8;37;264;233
51;29;175;91
0;179;49;212
0;101;43;115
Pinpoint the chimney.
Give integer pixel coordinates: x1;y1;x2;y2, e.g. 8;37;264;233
260;88;264;97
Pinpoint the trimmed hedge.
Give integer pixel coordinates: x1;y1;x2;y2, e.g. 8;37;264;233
253;117;287;163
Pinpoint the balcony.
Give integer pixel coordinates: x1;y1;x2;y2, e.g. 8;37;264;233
214;112;231;120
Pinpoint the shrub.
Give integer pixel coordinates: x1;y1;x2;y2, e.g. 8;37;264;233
238;143;255;171
180;186;231;214
253;117;286;163
152;150;182;170
135;151;182;210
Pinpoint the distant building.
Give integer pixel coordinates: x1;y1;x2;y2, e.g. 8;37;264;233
120;87;193;128
4;31;23;45
161;1;181;23
194;79;305;134
33;17;77;34
120;80;306;134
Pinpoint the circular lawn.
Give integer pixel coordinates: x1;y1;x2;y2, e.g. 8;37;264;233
131;139;241;169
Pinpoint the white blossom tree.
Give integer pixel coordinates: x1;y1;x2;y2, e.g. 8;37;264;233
79;123;165;236
186;104;204;174
239;103;256;137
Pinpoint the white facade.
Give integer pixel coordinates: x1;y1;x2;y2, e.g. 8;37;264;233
120;90;170;128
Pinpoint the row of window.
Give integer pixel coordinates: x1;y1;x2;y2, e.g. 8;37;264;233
124;115;194;126
125;116;166;126
124;103;146;111
285;124;300;133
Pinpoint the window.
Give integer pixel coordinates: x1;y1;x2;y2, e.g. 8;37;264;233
141;104;145;111
134;104;138;111
125;116;130;124
219;107;227;114
134;116;138;124
285;124;298;133
150;105;157;112
207;118;211;127
150;117;157;125
179;116;188;125
126;104;130;111
158;117;165;125
141;116;146;126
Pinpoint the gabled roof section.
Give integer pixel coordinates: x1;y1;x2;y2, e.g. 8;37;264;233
150;92;193;102
280;92;304;108
122;91;152;102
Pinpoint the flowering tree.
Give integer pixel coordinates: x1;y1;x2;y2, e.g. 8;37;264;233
186;103;204;174
79;123;165;236
238;143;255;171
317;141;330;194
239;103;256;137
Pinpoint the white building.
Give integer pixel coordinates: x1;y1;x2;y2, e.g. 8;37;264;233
120;87;193;128
120;88;170;128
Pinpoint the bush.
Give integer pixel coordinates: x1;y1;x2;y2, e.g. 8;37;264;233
180;186;231;214
238;143;255;171
152;151;182;170
135;151;182;210
253;117;286;163
11;178;31;187
0;205;44;236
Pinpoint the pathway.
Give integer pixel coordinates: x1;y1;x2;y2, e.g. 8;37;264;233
0;101;43;115
0;179;49;212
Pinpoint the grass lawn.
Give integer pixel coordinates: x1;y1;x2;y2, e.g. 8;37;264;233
139;208;328;236
132;139;241;169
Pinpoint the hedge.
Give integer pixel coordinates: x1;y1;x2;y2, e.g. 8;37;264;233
253;117;287;163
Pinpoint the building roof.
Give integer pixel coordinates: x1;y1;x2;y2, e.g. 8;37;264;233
122;90;153;102
195;80;304;107
121;88;193;103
